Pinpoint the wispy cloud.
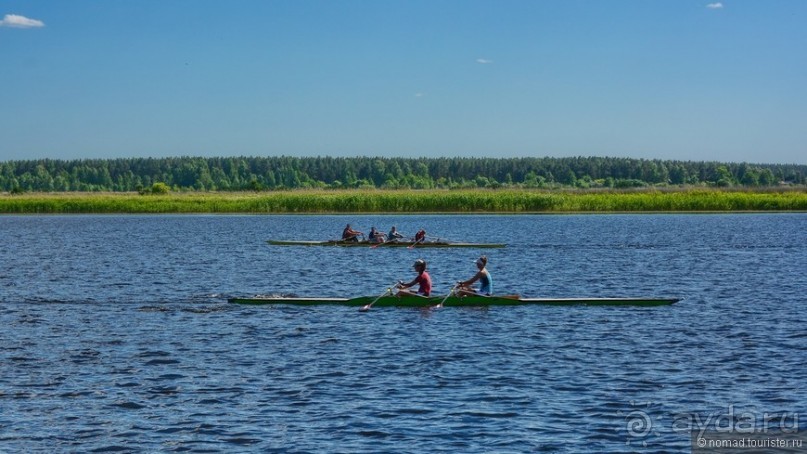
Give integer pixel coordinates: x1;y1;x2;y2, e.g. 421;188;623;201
0;14;45;28
706;3;724;9
476;58;493;64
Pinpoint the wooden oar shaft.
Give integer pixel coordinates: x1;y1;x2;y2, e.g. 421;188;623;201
434;285;458;309
359;286;394;312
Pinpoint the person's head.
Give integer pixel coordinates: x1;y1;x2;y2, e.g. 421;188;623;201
346;224;351;229
413;259;426;273
476;256;487;270
391;226;397;231
370;226;377;232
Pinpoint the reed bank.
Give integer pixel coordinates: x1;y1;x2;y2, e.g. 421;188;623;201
1;189;806;214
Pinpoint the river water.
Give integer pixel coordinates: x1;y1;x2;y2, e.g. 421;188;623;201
1;214;805;452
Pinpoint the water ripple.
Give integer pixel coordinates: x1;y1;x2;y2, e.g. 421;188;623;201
0;214;805;452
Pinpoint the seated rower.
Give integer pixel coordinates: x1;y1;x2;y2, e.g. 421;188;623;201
387;226;405;243
414;229;427;243
368;226;386;243
396;259;432;297
342;224;363;242
456;256;493;297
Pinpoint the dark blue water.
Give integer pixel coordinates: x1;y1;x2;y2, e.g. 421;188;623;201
1;214;805;452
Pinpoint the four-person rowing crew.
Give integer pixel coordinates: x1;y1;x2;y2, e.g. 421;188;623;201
266;224;505;248
395;256;491;298
342;223;427;244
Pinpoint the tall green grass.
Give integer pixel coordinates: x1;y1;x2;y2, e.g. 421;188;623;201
0;189;805;214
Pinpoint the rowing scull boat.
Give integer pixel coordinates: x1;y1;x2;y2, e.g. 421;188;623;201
266;240;506;248
228;295;680;307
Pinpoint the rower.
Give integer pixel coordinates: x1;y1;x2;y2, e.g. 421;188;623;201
456;256;493;297
342;224;363;242
396;259;432;297
387;226;404;242
414;229;426;242
368;226;386;243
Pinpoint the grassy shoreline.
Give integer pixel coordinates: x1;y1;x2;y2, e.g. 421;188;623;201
1;189;806;214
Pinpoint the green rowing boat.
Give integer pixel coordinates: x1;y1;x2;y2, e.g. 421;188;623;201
228;295;680;307
267;240;506;248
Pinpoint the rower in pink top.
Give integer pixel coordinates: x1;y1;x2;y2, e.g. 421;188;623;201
396;259;432;297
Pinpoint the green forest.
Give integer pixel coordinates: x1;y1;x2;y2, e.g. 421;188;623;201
1;156;804;193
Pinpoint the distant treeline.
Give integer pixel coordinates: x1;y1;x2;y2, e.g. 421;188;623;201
1;156;804;193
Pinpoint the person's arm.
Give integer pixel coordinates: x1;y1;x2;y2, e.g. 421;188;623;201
459;270;484;287
399;276;419;289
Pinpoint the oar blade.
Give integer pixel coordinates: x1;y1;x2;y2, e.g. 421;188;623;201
357;286;394;312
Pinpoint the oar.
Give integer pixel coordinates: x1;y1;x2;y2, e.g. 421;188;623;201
432;285;458;310
369;235;388;249
358;285;395;312
408;236;426;249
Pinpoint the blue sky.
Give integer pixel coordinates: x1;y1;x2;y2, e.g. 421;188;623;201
1;1;805;164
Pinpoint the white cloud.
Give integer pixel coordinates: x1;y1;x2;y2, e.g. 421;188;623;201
706;3;724;9
476;58;493;64
415;93;424;97
0;14;45;28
